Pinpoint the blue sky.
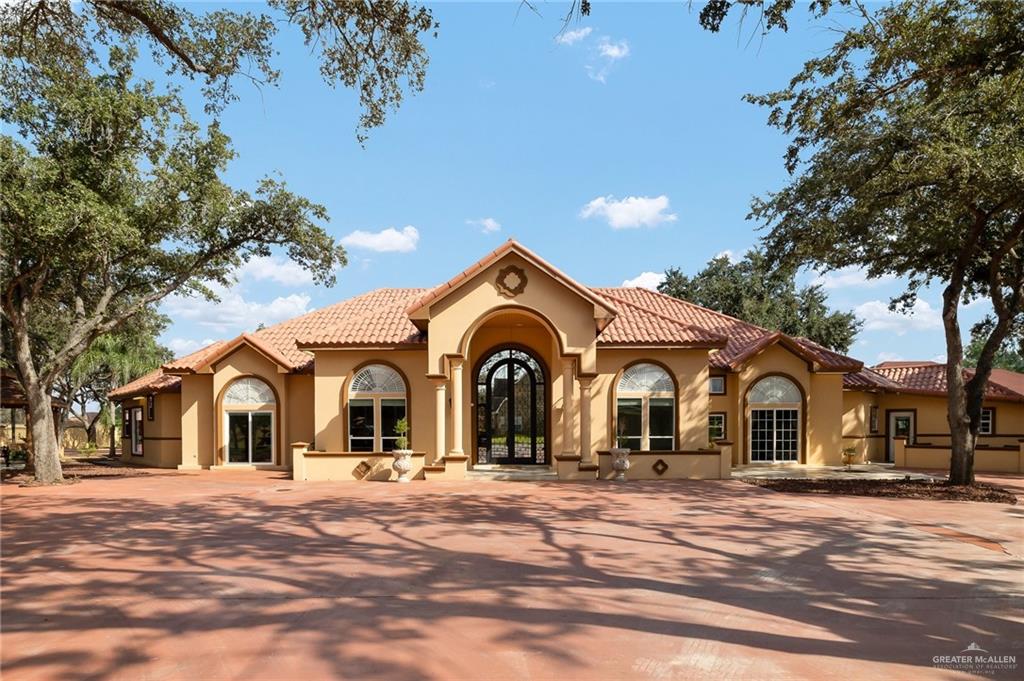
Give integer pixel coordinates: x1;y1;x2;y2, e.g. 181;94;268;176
158;2;987;364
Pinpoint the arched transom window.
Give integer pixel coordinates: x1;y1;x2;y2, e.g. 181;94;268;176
749;375;801;404
616;363;675;451
348;364;407;452
748;375;801;463
224;377;276;404
223;377;275;465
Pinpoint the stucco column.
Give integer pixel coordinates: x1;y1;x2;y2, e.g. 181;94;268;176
449;358;464;456
432;378;447;465
579;376;593;464
561;358;575;455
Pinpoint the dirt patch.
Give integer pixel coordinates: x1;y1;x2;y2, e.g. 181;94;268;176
743;478;1017;504
1;456;156;485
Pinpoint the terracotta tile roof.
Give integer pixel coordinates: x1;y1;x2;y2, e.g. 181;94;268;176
294;288;429;350
108;368;182;400
865;363;1024;402
842;367;905;392
594;290;728;347
162;340;229;373
990;368;1024;397
120;262;877;399
405;240;618;317
590;288;862;372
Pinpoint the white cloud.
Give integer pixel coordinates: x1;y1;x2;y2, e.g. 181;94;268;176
340;226;419;253
236;255;315;287
812;266;897;290
597;37;630;60
855;299;942;334
586;37;630;82
164;337;216;356
875;351;905;363
715;249;736;263
162;284;313;335
555;27;592;45
622;271;665;291
467;217;501;234
580;195;677;229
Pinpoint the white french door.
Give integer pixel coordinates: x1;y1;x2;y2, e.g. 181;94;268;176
749;408;799;463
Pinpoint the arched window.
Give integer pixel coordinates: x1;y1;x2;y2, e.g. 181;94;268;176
616;363;675;451
224;377;276;404
748;375;801;463
223;377;275;465
748;375;801;404
349;364;407;452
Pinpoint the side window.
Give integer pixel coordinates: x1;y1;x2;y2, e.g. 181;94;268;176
979;408;994;435
709;413;727;441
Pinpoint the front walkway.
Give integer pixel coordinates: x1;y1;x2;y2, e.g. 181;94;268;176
732;463;939;481
2;471;1022;680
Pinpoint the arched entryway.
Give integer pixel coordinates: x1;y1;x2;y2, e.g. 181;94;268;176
474;346;548;465
745;374;803;463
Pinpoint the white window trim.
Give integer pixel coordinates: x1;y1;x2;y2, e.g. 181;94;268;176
709;413;727;441
616;392;675;451
979;408;994;436
224;410;275;465
748;404;801;463
709;376;726;395
348;395;406;453
131;407;144;456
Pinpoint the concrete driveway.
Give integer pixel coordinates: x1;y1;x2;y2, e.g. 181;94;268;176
2;471;1022;680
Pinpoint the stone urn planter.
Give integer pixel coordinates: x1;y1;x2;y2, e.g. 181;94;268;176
610;447;631;482
391;450;414;483
391;417;413;483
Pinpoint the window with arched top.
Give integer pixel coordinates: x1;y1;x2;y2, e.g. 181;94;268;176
615;362;675;451
748;376;801;404
748;375;801;463
224;377;276;404
348;364;407;452
223;377;275;465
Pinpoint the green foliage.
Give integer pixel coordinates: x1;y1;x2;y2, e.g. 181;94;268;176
394;417;409;451
1;47;345;387
741;0;1024;483
0;0;437;141
658;249;861;352
965;320;1024;373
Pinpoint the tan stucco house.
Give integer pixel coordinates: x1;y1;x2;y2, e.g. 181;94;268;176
110;240;1024;480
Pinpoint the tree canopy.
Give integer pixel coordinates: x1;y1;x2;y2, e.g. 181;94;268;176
658;250;861;353
2;0;437;141
744;0;1024;483
0;0;439;482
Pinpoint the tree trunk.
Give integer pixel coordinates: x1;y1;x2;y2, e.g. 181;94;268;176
108;399;117;457
9;313;65;483
25;385;63;483
941;283;974;485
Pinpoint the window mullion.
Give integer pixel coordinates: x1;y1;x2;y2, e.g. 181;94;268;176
642;395;649;451
374;398;381;453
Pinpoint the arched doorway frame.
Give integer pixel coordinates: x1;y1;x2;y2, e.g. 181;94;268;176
472;343;551;466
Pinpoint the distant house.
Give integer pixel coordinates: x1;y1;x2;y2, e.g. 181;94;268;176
109;241;1024;480
843;362;1023;471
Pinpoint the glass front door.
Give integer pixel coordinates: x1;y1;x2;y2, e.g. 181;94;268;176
227;411;274;464
476;347;547;465
887;411;915;462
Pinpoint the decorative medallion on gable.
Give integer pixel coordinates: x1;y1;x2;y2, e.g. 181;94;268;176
495;265;528;298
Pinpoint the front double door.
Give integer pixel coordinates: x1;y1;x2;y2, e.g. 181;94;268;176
475;347;547;465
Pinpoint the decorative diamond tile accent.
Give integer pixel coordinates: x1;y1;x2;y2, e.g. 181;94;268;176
652;459;669;476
